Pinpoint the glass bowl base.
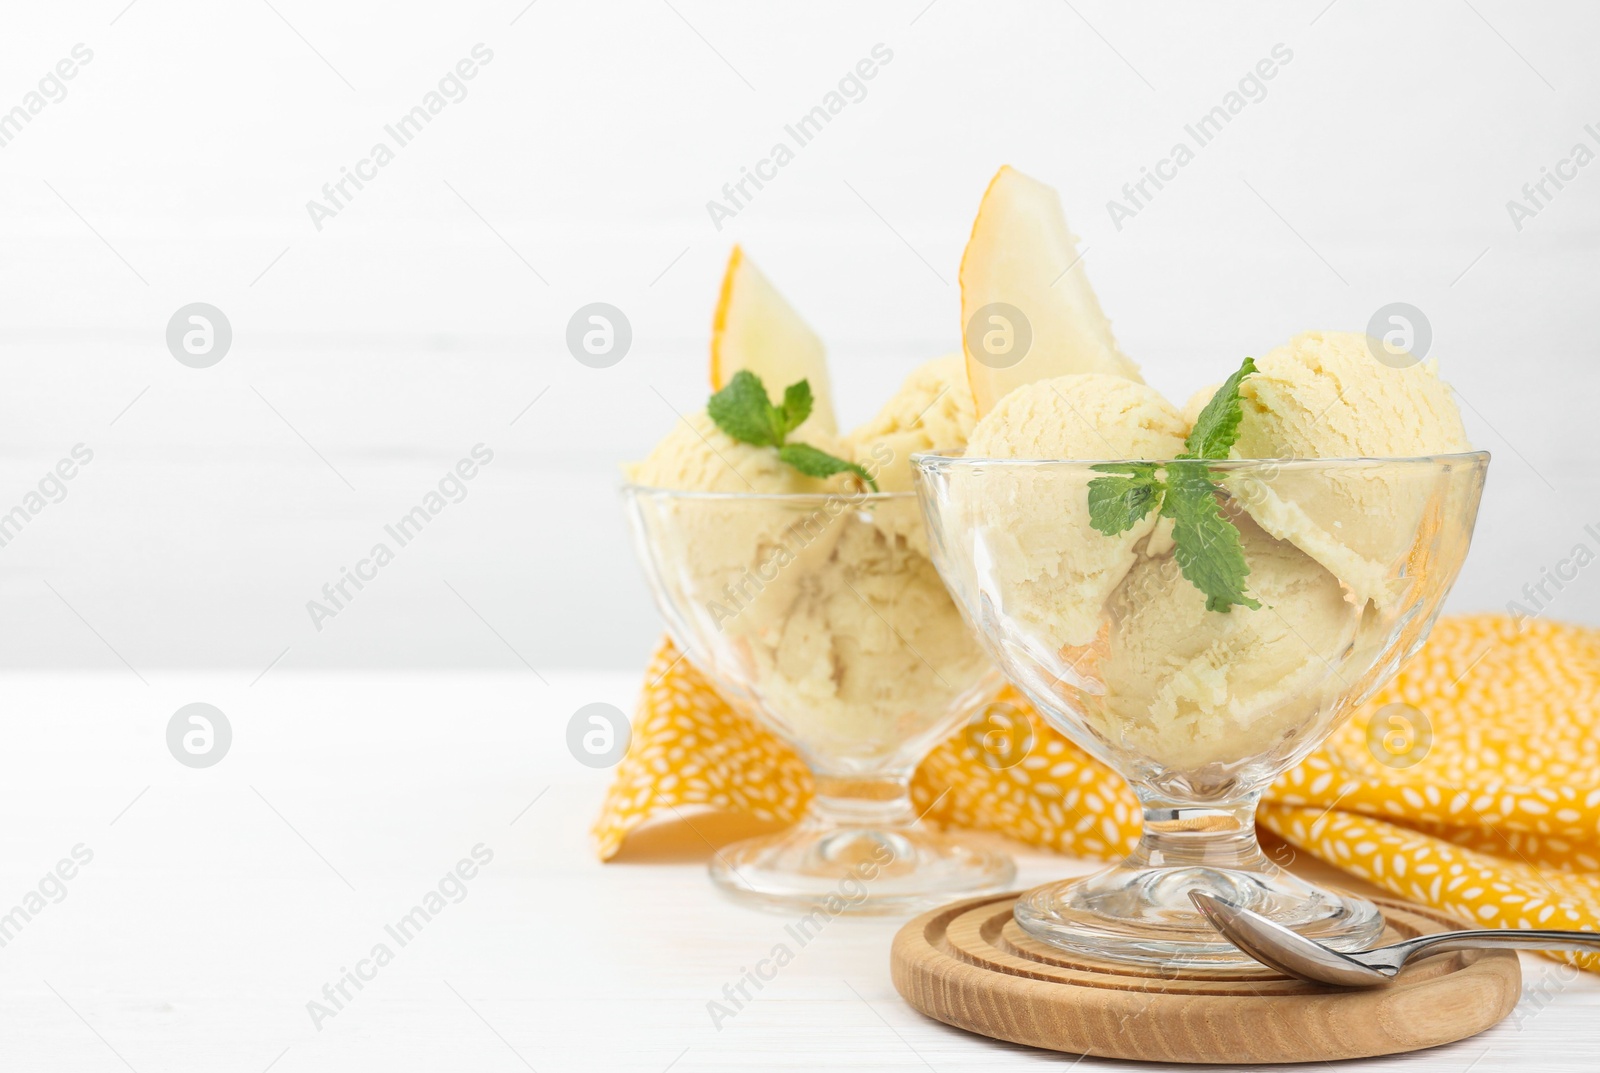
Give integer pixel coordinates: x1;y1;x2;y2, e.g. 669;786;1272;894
1014;862;1385;969
708;824;1015;916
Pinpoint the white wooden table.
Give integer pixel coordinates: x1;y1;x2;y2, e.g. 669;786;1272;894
2;671;1593;1072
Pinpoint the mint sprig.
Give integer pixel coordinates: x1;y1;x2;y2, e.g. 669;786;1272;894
1086;462;1162;536
776;442;867;483
1180;356;1257;460
1086;357;1261;612
706;370;783;444
706;370;878;490
1163;460;1260;612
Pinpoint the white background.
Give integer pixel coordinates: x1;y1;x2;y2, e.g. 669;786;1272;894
3;3;1600;1071
0;0;1596;675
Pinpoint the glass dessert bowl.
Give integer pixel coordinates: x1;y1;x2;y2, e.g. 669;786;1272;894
622;485;1016;914
913;451;1489;966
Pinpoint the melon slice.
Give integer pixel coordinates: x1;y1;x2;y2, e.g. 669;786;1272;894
710;246;837;435
959;166;1142;417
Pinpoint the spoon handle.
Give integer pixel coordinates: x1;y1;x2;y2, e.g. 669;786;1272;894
1394;927;1600;960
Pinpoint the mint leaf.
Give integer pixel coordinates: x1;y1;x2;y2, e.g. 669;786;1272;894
778;442;879;491
778;380;813;438
1162;461;1259;612
708;372;876;489
1090;462;1161;477
707;370;780;446
1087;463;1163;536
1082;361;1264;613
1161;357;1261;609
1182;356;1258;460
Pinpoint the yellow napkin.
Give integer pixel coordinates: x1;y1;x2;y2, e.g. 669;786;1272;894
595;615;1600;969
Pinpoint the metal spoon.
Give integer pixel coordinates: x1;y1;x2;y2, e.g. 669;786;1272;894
1188;890;1600;987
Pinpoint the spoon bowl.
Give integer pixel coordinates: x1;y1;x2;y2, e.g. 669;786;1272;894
1190;890;1600;987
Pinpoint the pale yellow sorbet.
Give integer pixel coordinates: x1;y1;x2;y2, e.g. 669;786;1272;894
630;406;989;768
1225;331;1472;605
627;410;851;646
627;409;848;494
846;354;976;493
752;520;990;760
845;354;976;557
1235;331;1470;460
1098;516;1365;769
966;373;1185;461
958;374;1188;648
1181;382;1220;429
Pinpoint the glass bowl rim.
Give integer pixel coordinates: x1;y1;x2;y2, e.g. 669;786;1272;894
618;482;914;503
618;451;1490;502
911;448;1491;470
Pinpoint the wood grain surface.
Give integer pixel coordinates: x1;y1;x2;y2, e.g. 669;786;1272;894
892;892;1521;1064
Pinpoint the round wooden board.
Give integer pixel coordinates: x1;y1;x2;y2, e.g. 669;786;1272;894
891;892;1521;1065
